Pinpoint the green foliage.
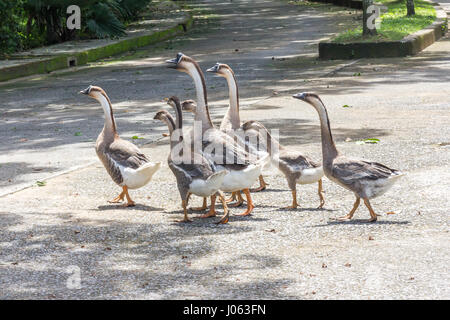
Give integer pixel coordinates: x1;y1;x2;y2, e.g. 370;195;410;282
333;0;436;43
0;0;153;55
0;0;27;54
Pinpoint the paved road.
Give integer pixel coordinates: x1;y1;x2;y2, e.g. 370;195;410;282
0;0;449;299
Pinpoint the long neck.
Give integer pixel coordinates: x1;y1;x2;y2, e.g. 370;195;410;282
309;97;339;163
97;93;117;135
163;116;178;150
223;69;240;129
185;63;214;131
173;102;184;145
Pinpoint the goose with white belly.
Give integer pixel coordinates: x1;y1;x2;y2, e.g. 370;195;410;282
80;85;161;207
154;97;228;223
242;120;325;209
166;53;267;216
206;62;271;204
293;92;404;222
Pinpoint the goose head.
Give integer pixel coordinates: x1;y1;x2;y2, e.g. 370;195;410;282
166;52;197;73
206;62;232;78
181;99;197;113
154;110;176;128
241;120;263;132
292;92;323;106
80;85;109;101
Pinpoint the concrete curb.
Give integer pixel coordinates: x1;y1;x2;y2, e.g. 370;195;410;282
317;1;448;59
0;13;193;82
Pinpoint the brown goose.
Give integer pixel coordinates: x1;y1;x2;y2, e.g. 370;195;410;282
154;98;228;223
293;92;404;222
242;120;325;209
206;62;270;202
80;85;161;207
166;53;268;216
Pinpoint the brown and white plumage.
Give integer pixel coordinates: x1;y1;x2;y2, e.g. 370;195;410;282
80;85;161;206
242;120;325;209
154;97;228;223
206;63;271;197
166;53;268;216
293;92;403;222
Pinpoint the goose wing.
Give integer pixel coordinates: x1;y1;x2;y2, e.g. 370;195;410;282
332;157;399;185
169;156;214;183
278;150;320;172
107;138;149;169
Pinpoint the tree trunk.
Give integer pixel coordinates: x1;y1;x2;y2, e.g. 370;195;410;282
407;0;415;16
363;0;377;36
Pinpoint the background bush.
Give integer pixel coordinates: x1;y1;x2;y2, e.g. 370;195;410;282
0;0;153;55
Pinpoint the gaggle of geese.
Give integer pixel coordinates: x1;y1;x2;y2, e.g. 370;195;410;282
79;52;404;224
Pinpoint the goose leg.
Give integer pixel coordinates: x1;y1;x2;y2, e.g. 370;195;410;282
250;175;268;192
108;188;125;203
186;193;192;205
191;197;208;211
122;186;135;207
216;192;230;224
317;179;325;209
234;189;254;216
177;200;192;223
199;195;217;218
225;192;237;203
363;198;378;223
285;189;299;209
228;191;245;207
335;197;360;221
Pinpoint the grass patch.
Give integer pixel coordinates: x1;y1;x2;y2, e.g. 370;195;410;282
333;0;436;43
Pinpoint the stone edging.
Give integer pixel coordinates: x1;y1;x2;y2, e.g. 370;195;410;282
317;1;448;59
0;11;193;82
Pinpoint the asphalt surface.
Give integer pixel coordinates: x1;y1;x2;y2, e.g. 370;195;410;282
0;0;449;299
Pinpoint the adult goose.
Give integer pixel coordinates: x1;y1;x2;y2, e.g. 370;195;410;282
154;97;228;223
206;62;271;201
166;53;267;216
80;85;161;207
242;120;325;209
293;92;403;222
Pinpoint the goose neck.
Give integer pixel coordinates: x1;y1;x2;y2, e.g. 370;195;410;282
184;63;214;131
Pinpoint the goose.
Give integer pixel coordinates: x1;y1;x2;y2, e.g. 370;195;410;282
242;120;325;209
80;85;161;207
206;62;271;204
154;97;228;223
166;53;267;216
293;92;404;222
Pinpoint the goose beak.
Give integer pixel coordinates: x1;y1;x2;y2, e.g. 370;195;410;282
79;86;92;95
206;63;220;73
165;58;178;68
292;92;307;100
165;52;183;68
